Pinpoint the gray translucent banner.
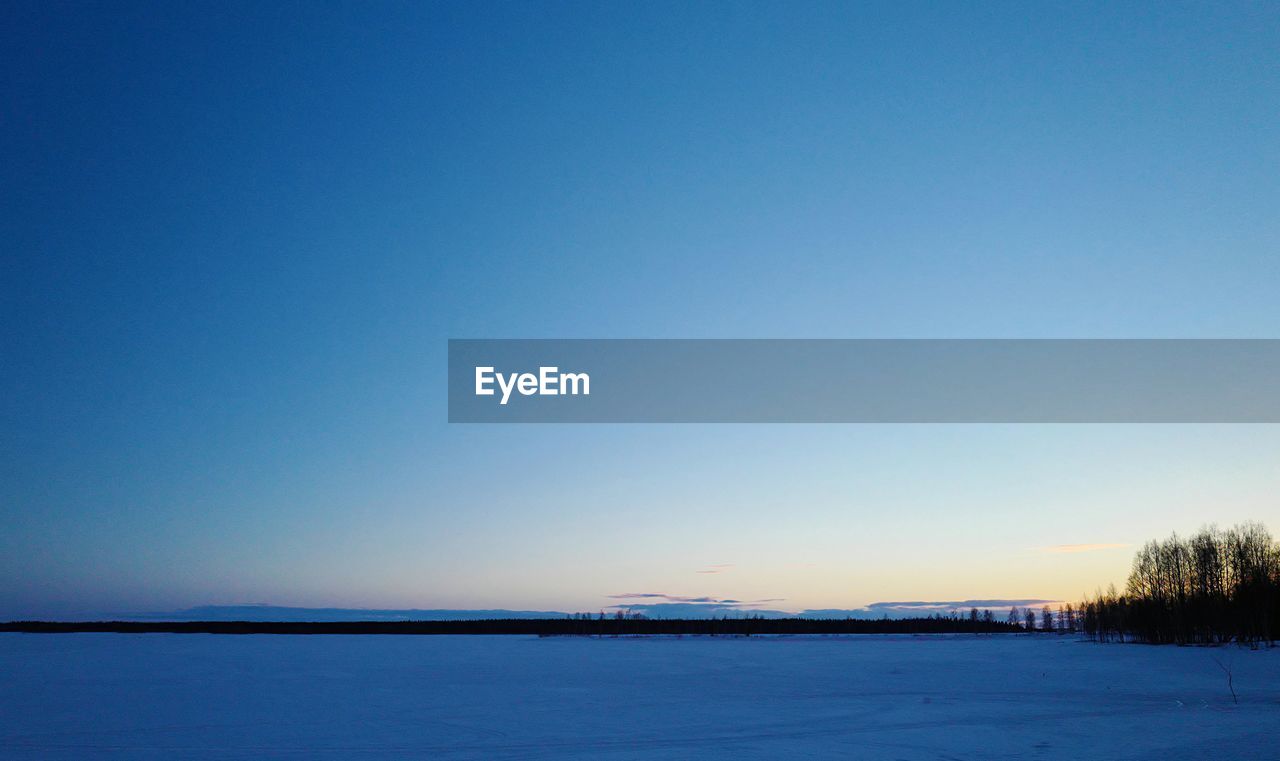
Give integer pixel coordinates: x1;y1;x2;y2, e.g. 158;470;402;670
448;339;1280;423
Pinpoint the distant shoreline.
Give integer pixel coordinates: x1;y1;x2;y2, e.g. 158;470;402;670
0;619;1021;636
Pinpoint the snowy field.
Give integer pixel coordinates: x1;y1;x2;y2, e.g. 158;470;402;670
1;633;1278;760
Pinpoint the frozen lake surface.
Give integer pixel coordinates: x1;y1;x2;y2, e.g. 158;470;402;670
1;633;1278;759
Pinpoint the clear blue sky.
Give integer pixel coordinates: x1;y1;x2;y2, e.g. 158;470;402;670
3;1;1278;618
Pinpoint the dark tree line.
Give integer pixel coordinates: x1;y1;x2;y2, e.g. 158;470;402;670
0;616;1020;637
1003;603;1077;634
1081;522;1279;646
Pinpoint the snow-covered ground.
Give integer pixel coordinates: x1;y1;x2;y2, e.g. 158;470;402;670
1;633;1277;760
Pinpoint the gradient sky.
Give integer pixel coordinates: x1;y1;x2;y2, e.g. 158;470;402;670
3;1;1279;618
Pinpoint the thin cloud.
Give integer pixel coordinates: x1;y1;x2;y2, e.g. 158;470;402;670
695;563;735;574
608;592;783;607
607;593;722;603
1040;543;1129;554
